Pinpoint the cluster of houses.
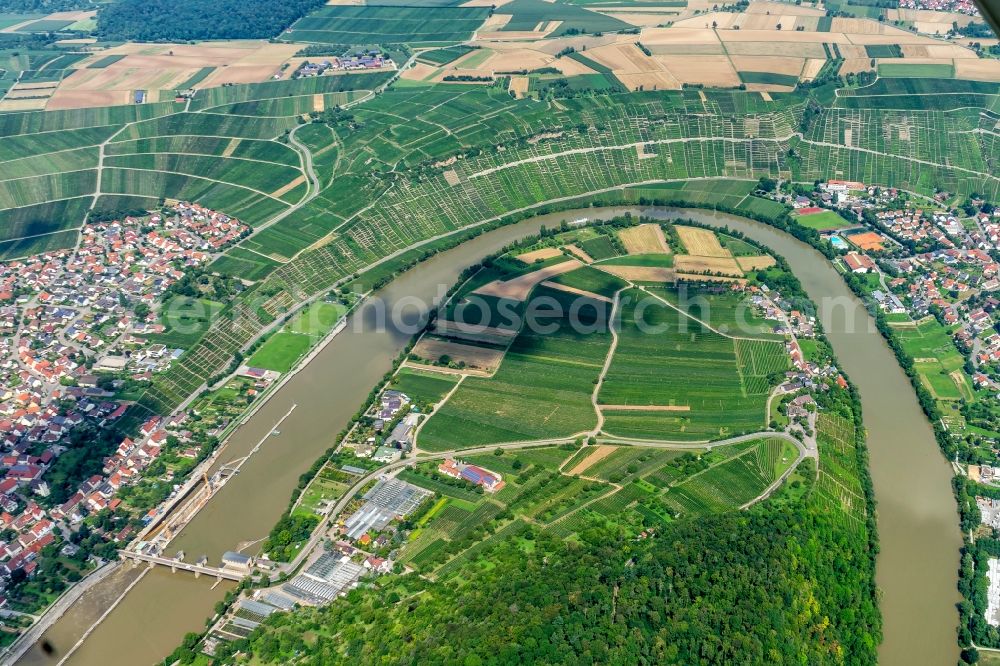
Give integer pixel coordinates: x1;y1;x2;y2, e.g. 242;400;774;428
0;204;252;595
899;0;979;15
348;388;419;462
879;209;955;248
2;203;247;394
295;50;394;78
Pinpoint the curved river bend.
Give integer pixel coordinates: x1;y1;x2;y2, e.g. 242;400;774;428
17;207;959;666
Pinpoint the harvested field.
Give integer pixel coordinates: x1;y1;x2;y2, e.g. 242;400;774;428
566;445;616;475
56;66;194;98
719;30;849;44
411;337;506;372
657;55;740;87
729;55;804;77
633;27;720;45
516;247;563;263
736;255;776;271
200;65;287;87
955;59;1000;82
901;44;974;59
480;13;513;31
585;43;680;91
676;226;730;257
473;259;581;301
647;42;726;56
565;244;594;263
539;280;611;303
724;41;826;58
46;90;132;110
464;0;513;5
619;224;669;254
0;98;47;111
747;1;825;16
617;71;680;90
508;75;529;98
597;265;674;282
599;12;679;28
313;94;325;112
4;89;54;100
831;17;892;34
42;41;301;109
670;13;738;29
837;44;869;59
673;255;744;276
12;81;59;91
840;58;874;76
401;62;437;81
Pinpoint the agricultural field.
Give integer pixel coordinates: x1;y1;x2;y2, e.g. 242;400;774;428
147;296;225;348
598;288;784;440
283;5;489;44
0;18;994;421
877;62;955;79
417;287;612;450
399;433;803;577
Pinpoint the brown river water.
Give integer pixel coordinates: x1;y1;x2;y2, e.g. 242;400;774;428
15;207;959;665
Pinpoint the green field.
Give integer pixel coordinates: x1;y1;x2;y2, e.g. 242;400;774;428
247;332;312;372
793;209;852;230
878;63;955;79
418;288;612;450
417;45;475;66
287;300;346;337
390;367;459;406
598;288;784;441
738;71;799;87
284;5;489;43
148;297;225;348
864;44;901;58
545;265;628;298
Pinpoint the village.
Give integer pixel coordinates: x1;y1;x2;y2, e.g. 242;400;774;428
292;49;394;79
0;203;257;619
763;178;1000;635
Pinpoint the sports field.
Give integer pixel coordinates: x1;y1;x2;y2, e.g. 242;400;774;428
793;209;852;230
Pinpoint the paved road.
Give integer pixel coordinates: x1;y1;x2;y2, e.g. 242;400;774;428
282;429;809;574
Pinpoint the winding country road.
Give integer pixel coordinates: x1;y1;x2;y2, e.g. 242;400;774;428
282;428;809;574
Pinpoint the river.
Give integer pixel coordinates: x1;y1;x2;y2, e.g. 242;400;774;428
16;207;959;666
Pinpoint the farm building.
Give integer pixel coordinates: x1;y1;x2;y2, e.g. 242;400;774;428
439;459;505;492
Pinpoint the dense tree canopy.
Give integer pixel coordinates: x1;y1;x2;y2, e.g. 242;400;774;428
0;0;93;11
216;501;879;665
97;0;324;42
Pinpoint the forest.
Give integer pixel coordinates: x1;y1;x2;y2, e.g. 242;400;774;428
96;0;325;41
0;0;93;10
210;499;880;665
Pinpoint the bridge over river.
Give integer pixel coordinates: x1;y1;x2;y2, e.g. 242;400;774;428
117;550;245;582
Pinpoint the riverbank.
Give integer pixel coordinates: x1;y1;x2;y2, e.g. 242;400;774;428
17;205;960;666
12;300;363;665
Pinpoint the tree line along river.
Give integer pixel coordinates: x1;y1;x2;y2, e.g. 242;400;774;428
15;207;960;666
